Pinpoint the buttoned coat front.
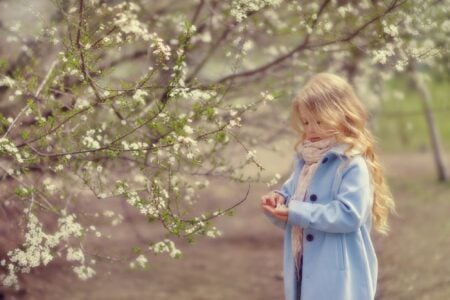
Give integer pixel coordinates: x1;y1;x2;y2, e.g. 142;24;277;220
263;142;378;300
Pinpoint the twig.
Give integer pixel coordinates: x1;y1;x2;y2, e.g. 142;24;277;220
2;60;58;139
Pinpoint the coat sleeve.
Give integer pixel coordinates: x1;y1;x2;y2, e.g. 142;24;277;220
272;154;298;201
286;156;372;233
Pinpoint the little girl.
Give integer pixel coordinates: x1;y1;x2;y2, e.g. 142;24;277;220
260;73;396;300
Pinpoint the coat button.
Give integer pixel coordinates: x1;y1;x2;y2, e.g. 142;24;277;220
306;234;314;241
322;157;328;163
309;194;317;201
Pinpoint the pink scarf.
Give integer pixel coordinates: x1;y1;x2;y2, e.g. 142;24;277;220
291;135;338;281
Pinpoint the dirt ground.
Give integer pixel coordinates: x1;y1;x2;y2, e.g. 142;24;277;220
3;149;450;300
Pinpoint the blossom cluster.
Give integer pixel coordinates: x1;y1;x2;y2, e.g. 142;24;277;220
260;90;275;105
131;89;148;106
42;177;57;194
149;239;182;259
169;85;218;103
246;149;257;161
148;32;171;63
205;226;223;238
183;214;223;239
120;140;149;151
112;3;149;41
109;2;171;62
1;210;86;290
174;132;200;161
0;137;27;164
370;43;395;65
65;246;95;280
230;0;283;23
81;129;103;149
226;114;242;129
121;140;149;158
266;173;281;187
0;75;15;88
129;254;148;269
115;180;165;218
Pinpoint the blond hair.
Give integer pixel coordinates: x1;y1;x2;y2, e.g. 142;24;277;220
289;72;397;235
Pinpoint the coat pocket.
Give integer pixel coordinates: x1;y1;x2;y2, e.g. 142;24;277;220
336;235;346;270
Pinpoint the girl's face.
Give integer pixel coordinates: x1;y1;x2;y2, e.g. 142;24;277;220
299;112;334;142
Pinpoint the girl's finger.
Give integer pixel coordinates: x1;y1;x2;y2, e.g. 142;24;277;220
274;207;288;216
261;195;271;206
262;204;276;214
262;194;275;207
269;196;277;207
274;193;285;205
266;205;288;221
260;196;266;205
273;193;281;204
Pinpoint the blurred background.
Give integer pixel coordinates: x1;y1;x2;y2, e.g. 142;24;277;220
0;0;449;299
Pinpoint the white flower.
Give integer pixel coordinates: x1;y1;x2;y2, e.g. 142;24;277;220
113;4;152;42
168;156;176;166
383;20;399;37
43;177;57;194
183;125;194;135
73;265;96;280
260;90;275;102
246;150;257;160
103;210;114;217
75;98;90;109
337;6;347;17
267;173;281;187
206;226;222;238
67;248;85;263
150;239;182;259
135;254;148;268
230;0;283;23
3;211;84;289
242;40;254;53
132;89;148;105
0;75;16;87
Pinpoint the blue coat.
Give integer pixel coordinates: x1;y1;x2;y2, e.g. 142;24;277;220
263;142;378;300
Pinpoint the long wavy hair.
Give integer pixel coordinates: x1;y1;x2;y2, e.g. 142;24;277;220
289;72;397;235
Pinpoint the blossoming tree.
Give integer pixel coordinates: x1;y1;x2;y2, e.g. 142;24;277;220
0;0;447;294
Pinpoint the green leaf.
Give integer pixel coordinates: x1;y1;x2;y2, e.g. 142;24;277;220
15;186;32;197
132;246;142;254
21;130;30;140
215;131;227;143
225;209;234;217
187;235;195;244
0;58;9;72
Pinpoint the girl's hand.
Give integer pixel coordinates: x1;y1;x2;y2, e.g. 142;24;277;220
265;203;289;221
260;192;288;221
260;191;285;207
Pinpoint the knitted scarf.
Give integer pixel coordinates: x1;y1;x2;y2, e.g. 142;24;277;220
291;135;338;281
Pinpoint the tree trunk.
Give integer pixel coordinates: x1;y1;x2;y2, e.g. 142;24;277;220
410;67;449;182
